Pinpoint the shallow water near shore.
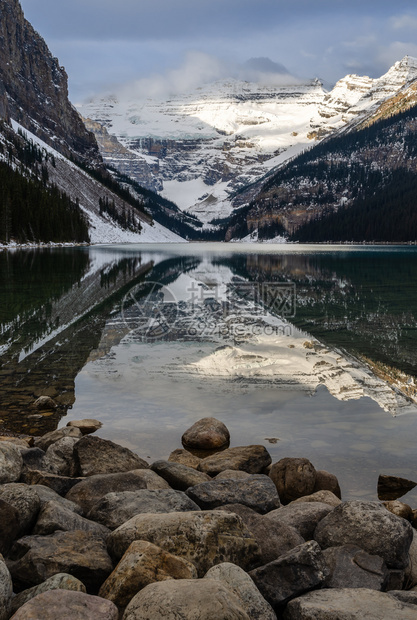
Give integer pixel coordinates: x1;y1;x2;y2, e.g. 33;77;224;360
2;243;417;503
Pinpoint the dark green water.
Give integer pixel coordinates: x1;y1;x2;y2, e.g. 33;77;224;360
1;243;417;501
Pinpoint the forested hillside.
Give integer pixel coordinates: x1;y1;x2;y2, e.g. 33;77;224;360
227;101;417;242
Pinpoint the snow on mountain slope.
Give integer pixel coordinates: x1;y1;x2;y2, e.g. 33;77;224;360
79;57;417;225
9;121;185;244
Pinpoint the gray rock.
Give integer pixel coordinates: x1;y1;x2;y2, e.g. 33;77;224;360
99;540;197;609
122;579;250;620
323;545;388;590
313;469;342;499
250;541;329;609
9;573;86;616
214;470;252;481
42;437;79;477
182;417;230;451
0;554;12;620
33;500;110;537
66;419;103;435
125;469;170;490
65;471;147;514
20;447;46;471
0;500;20;555
204;562;277;620
20;469;83;496
197;445;271;476
283;588;417;619
378;474;417;501
266;502;333;540
389;590;417;606
151;460;211;490
314;500;413;569
404;529;417;588
0;483;41;535
87;489;200;529
187;475;280;513
0;442;23;484
33;427;82;452
218;504;305;565
32;484;83;514
269;457;316;505
73;436;149;477
10;590;118;619
291;490;341;507
168;448;201;469
8;530;113;592
107;510;260;576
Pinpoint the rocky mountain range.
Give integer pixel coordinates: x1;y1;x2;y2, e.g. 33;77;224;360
79;56;417;232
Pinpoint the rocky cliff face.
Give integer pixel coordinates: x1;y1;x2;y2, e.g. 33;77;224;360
0;0;100;163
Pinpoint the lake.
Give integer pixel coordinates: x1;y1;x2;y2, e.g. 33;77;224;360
1;243;417;503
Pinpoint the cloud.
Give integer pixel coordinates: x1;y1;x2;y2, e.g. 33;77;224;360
390;14;417;30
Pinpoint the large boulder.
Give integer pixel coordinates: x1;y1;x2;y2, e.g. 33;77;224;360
9;573;86;616
122;579;250;620
323;545;388;590
10;590;118;619
269;458;316;505
33;500;110;537
0;500;20;554
33;427;82;452
313;470;341;499
73;436;149;477
197;445;271;476
218;504;305;565
87;490;200;530
291;490;341;508
181;417;230;451
107;510;260;576
99;540;197;609
204;563;277;620
42;437;79;477
314;500;413;569
283;588;417;619
250;541;329;609
214;470;252;481
0;483;41;535
20;469;83;496
186;475;280;513
151;460;211;490
8;530;113;592
404;529;417;588
0;554;12;620
126;469;170;490
266;502;333;540
32;485;82;514
0;442;23;484
65;471;147;514
20;447;46;471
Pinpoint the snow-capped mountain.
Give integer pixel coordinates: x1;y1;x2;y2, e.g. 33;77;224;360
79;56;417;225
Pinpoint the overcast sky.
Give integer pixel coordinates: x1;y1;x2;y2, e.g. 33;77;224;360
19;0;417;102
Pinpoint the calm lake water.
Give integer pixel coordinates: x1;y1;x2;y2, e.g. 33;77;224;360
1;243;417;502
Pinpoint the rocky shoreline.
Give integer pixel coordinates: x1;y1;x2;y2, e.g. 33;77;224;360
0;417;417;618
